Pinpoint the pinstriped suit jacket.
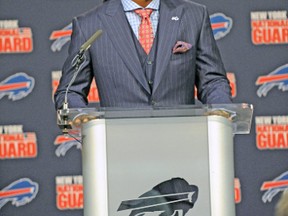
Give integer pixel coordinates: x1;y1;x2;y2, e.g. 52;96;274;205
54;0;232;109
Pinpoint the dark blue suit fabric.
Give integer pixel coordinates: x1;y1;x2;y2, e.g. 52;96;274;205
54;0;232;109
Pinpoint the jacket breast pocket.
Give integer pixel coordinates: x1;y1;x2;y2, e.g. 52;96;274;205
170;48;194;64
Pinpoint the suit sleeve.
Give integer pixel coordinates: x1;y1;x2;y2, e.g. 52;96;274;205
195;6;232;104
54;17;93;109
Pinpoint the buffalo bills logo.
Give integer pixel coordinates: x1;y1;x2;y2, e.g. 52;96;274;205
0;73;35;101
118;178;198;216
210;13;233;40
54;134;82;157
256;64;288;97
50;23;72;52
0;178;39;209
261;171;288;203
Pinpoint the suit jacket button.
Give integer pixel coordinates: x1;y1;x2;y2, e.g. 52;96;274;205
151;100;156;105
147;60;153;65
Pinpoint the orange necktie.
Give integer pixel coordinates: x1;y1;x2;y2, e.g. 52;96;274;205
134;9;154;54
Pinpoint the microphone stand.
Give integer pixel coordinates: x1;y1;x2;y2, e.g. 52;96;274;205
59;52;87;134
63;51;87;109
57;29;103;134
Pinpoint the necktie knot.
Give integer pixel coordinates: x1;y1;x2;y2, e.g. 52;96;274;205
134;8;153;19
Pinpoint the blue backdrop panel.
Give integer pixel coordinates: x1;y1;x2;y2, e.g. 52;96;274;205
0;0;287;216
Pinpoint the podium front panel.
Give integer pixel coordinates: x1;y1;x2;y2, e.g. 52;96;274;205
82;116;235;216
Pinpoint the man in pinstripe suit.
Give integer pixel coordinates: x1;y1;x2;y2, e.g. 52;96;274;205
54;0;232;109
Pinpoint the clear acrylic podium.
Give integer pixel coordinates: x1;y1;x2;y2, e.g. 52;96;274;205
57;103;253;216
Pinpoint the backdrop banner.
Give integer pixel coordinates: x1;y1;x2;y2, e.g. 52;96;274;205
0;0;287;216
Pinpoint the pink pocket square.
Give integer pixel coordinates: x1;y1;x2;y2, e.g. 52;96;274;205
172;41;192;54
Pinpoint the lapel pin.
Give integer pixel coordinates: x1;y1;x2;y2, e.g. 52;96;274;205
171;16;179;21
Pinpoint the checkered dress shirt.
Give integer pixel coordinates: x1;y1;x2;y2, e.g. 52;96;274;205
121;0;160;39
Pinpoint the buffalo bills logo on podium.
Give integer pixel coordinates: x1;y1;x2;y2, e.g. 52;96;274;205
0;178;39;209
0;73;35;101
118;178;198;216
261;171;288;203
256;64;288;97
210;13;233;40
50;23;72;52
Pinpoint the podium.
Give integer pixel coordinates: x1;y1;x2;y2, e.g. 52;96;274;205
57;104;253;216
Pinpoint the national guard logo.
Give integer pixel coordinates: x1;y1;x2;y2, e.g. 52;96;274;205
194;72;236;99
118;178;199;216
234;178;241;204
255;115;288;150
50;23;72;52
227;72;237;98
56;175;83;210
0;178;39;209
210;13;233;40
0;20;33;53
0;125;38;159
251;10;288;45
261;171;288;203
256;64;288;97
51;70;100;103
0;73;35;101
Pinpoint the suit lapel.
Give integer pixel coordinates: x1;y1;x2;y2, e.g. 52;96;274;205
100;0;151;94
153;0;183;92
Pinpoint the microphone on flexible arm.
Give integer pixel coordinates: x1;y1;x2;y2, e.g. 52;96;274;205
58;29;103;133
63;29;103;110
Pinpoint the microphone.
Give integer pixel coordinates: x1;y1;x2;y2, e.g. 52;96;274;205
63;29;103;110
58;29;102;133
78;29;103;56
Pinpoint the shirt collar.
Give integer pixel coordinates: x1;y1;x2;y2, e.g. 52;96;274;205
121;0;160;12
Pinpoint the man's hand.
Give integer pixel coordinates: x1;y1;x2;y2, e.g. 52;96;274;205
72;114;97;127
206;109;236;121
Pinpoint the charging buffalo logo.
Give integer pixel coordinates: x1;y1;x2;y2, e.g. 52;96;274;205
0;73;35;101
210;13;233;40
0;178;38;209
256;64;288;97
118;178;198;216
54;134;81;157
261;171;288;203
50;23;72;52
251;11;288;45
